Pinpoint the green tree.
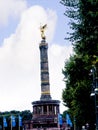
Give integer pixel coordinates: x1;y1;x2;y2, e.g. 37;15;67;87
21;110;32;121
61;0;98;129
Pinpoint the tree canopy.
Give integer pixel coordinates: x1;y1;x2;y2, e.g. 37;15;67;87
61;0;98;129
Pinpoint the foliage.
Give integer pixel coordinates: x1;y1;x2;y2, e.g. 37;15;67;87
61;0;98;129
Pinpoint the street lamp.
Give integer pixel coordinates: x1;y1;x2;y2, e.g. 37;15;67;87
90;66;98;130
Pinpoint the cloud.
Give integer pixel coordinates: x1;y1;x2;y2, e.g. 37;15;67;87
49;44;73;100
0;5;73;113
0;0;27;27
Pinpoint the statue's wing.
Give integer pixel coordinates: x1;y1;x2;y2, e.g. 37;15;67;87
43;24;47;29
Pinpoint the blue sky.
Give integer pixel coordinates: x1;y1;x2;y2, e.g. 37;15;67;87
0;0;70;46
27;0;69;45
0;0;73;113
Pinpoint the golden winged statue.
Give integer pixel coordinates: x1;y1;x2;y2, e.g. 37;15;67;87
40;24;47;40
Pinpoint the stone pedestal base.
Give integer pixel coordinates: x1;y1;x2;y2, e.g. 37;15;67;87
31;99;60;128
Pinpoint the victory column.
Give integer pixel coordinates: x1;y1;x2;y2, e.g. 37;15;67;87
24;25;60;129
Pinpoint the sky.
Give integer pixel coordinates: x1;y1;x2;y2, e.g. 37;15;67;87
0;0;73;113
